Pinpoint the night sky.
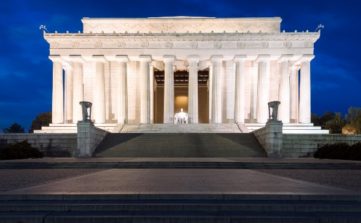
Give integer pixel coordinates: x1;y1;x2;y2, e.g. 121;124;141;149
1;0;360;131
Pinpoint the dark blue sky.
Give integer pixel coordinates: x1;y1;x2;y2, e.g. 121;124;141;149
0;0;360;130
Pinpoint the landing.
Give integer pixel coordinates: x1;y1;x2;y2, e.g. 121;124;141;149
3;168;351;195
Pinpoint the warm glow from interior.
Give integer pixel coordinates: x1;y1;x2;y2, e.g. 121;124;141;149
175;96;188;112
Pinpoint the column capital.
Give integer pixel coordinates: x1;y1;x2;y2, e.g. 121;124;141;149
64;55;85;63
105;55;129;62
49;55;62;63
290;64;300;71
92;55;107;62
278;54;293;63
187;55;200;63
234;55;248;62
256;54;271;62
225;60;234;67
152;61;164;70
299;54;315;63
163;55;175;62
210;55;223;62
116;55;129;62
139;55;152;62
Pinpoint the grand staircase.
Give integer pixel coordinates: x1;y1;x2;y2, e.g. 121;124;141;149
95;132;266;157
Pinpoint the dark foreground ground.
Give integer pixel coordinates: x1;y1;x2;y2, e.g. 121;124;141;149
1;158;361;222
0;157;361;194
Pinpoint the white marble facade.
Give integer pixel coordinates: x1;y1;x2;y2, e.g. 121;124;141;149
41;17;322;133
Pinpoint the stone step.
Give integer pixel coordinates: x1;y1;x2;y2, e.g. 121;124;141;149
1;194;361;222
2;212;355;223
2;159;361;169
244;123;329;134
120;124;242;133
1;200;361;212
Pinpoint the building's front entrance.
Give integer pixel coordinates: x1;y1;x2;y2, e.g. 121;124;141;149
153;69;209;123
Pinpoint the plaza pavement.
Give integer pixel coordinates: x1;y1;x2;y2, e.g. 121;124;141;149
0;157;361;195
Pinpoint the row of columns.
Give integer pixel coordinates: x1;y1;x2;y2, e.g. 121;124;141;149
50;54;313;125
228;54;313;125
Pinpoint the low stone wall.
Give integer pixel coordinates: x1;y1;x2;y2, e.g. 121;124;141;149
282;134;361;158
0;133;77;157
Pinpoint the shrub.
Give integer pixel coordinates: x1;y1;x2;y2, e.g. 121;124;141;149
314;143;349;159
349;142;361;160
314;142;361;161
0;140;43;160
3;123;25;133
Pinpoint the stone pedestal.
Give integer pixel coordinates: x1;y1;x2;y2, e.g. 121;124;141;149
75;121;108;158
254;120;283;158
265;120;283;158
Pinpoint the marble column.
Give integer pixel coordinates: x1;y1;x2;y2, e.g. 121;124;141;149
71;57;84;124
249;61;258;121
115;55;128;124
299;55;314;124
163;55;175;123
211;55;223;123
290;65;299;123
225;60;235;122
187;55;199;123
64;64;73;123
234;55;247;123
256;54;271;123
139;55;152;124
149;63;154;124
104;62;111;122
278;55;292;124
93;56;106;124
208;63;213;122
50;56;64;124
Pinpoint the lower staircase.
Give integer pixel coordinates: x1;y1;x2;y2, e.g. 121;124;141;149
1;194;361;222
95;133;266;157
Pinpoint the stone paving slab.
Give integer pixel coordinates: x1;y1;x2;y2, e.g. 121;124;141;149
259;169;361;192
4;169;352;195
0;169;102;192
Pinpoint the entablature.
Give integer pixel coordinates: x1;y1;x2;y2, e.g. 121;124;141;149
44;32;319;50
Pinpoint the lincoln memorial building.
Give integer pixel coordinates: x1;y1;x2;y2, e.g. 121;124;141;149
37;17;327;134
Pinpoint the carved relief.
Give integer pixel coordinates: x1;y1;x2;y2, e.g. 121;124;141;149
51;41;60;48
71;41;80;48
117;41;126;48
214;41;222;49
94;41;103;48
283;42;292;49
191;42;198;49
141;41;149;48
262;42;269;48
165;42;173;48
304;41;313;48
45;31;318;51
237;42;246;49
